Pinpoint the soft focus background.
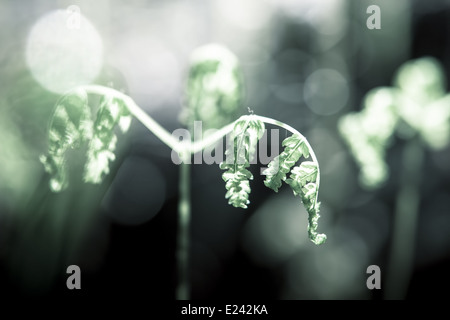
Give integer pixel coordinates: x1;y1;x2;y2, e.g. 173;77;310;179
1;0;450;300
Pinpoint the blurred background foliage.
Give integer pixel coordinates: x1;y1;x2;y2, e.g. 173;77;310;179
1;0;450;300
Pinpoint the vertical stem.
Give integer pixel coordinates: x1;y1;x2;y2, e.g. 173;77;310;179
176;151;191;300
385;138;424;299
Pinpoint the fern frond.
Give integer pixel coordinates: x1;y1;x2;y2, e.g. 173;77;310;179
183;44;244;133
40;89;92;192
84;96;132;184
286;161;326;245
219;115;265;208
41;90;132;191
262;133;326;245
263;134;309;192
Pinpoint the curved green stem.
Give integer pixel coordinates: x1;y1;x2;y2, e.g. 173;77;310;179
78;87;321;177
82;85;181;151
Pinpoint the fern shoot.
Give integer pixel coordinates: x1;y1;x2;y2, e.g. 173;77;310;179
338;57;450;299
264;134;325;245
40;90;131;192
40;45;327;300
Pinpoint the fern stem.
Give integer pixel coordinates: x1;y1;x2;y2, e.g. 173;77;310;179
189;122;235;154
385;138;424;299
176;151;191;300
81;85;181;152
76;87;320;176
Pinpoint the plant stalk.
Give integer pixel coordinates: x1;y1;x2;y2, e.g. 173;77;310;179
80;87;320;170
176;151;191;300
385;138;424;299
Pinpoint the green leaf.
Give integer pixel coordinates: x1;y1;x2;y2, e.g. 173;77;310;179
285;161;318;197
307;202;327;245
220;115;265;208
285;161;326;245
263;134;309;192
84;96;132;184
338;88;398;188
40;89;92;192
394;56;446;105
339;58;450;189
262;133;325;245
41;91;132;191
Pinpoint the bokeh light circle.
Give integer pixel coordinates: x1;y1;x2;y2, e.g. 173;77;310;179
303;68;349;116
26;9;103;93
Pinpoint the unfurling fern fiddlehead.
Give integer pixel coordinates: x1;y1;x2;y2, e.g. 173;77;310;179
41;90;327;245
263;132;325;245
39;44;326;304
220;115;326;245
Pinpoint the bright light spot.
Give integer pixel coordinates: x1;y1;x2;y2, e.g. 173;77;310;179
102;157;166;225
190;43;238;68
304;69;349;116
26;10;103;94
214;0;273;31
110;35;180;105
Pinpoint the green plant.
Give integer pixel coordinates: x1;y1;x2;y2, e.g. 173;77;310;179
339;57;450;299
40;44;326;300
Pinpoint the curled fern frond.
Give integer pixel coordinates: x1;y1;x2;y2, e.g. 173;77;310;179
41;90;131;191
40;89;92;192
219;115;265;208
286;162;326;245
84;96;132;184
263;134;309;192
183;43;244;132
263;133;326;245
339;57;450;189
338;88;398;188
286;161;318;198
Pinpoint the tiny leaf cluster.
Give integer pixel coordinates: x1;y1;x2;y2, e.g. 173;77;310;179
339;57;450;188
40;89;131;192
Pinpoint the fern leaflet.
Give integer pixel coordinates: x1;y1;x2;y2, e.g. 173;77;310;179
263;134;309;192
219;115;265;208
263;134;326;245
40;89;92;192
41;91;132;191
84;96;131;184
